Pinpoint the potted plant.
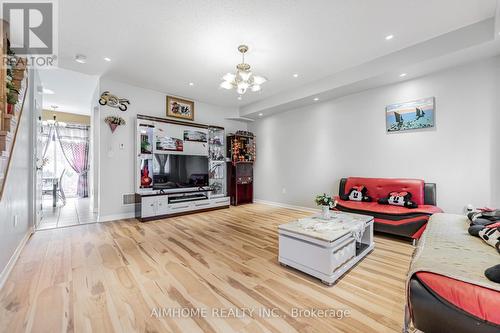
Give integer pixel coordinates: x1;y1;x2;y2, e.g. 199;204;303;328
6;92;18;114
315;193;334;219
12;68;24;81
7;80;19;96
105;116;126;133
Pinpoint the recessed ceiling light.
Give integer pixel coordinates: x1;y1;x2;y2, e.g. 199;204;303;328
400;73;408;77
385;35;394;40
42;88;54;94
313;97;319;101
189;82;194;86
103;57;111;62
237;96;242;101
258;113;263;117
74;54;87;64
293;73;299;78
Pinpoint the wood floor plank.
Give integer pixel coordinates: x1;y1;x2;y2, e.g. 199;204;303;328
0;204;414;333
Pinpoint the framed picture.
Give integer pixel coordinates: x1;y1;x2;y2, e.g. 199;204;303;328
156;136;183;152
386;97;435;133
166;96;194;121
183;130;207;142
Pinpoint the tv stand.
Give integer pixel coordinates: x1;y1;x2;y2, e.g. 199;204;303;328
135;190;229;222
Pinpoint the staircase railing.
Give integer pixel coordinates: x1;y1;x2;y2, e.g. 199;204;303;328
0;19;29;200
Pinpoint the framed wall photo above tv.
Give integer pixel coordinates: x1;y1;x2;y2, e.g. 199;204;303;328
385;97;435;133
166;96;195;121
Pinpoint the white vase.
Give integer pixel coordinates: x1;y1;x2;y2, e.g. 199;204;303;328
322;205;331;219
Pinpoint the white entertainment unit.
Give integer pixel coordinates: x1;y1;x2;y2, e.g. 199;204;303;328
135;114;230;221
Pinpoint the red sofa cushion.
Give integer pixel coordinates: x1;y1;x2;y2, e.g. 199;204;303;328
334;197;442;215
344;177;426;205
416;272;500;325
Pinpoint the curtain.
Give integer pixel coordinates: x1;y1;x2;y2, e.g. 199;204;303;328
54;124;90;198
40;124;54;159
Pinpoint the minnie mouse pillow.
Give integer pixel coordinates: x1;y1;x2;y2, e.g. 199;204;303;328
378;191;418;208
340;186;372;202
478;222;500;253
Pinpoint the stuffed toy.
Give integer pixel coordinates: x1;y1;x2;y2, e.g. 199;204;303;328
467;210;500;226
478;222;500;253
340;186;372;202
485;264;500;283
378;191;417;208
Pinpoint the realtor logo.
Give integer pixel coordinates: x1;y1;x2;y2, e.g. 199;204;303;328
1;1;57;67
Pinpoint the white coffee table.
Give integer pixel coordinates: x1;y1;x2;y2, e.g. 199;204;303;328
278;211;374;286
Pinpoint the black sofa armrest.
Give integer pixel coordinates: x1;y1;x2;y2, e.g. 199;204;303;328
424;183;437;206
339;178;348;197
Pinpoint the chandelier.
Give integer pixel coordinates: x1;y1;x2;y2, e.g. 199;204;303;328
220;45;267;95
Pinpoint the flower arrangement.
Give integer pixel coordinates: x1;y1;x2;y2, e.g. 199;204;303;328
315;193;335;219
315;193;334;208
105;116;126;125
105;116;126;133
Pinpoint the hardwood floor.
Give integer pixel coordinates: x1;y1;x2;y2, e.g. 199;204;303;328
0;204;414;333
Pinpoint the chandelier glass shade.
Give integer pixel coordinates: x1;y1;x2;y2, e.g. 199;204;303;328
220;45;267;95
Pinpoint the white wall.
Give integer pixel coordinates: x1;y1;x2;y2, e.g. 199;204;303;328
97;78;247;219
249;58;499;213
0;70;35;280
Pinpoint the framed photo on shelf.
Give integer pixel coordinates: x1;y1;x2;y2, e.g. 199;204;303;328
183;129;207;142
156;136;183;152
166;96;194;121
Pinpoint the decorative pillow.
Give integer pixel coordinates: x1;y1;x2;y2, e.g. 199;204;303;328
378;191;418;208
485;264;500;283
468;210;500;226
340;186;372;202
479;223;500;254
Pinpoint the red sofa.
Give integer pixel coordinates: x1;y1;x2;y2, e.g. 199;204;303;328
334;177;443;239
406;213;500;333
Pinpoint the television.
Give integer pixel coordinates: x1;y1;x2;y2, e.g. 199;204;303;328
153;154;209;190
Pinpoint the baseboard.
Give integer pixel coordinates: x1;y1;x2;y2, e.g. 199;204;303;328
98;212;136;222
254;199;320;213
0;227;33;290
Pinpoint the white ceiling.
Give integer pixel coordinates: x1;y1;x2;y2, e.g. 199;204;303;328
56;0;498;109
39;68;98;115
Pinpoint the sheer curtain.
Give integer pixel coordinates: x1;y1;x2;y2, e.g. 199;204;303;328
54;124;90;197
41;124;54;158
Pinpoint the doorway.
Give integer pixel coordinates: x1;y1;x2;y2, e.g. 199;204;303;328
36;69;99;230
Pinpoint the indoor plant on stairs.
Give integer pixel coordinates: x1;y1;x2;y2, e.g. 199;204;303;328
315;193;334;219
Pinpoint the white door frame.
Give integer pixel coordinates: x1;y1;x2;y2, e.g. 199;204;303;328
28;69;43;230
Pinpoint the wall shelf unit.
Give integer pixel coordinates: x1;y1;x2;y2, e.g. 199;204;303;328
135;115;230;221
